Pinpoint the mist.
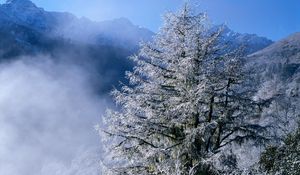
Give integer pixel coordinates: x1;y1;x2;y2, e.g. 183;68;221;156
0;57;106;175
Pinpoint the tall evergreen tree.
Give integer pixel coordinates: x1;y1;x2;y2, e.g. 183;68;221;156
100;5;270;175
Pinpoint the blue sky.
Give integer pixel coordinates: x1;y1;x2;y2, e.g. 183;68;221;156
11;0;300;40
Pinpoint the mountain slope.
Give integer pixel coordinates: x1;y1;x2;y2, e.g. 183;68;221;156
248;32;300;80
0;0;155;93
247;32;300;136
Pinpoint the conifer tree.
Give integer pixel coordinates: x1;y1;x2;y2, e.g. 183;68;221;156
100;5;270;175
260;125;300;175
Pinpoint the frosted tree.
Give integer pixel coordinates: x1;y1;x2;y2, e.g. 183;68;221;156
257;78;300;175
100;5;270;175
259;125;300;175
255;75;300;137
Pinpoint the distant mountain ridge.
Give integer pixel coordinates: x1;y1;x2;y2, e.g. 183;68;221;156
0;0;272;53
248;32;300;81
0;0;153;47
220;25;273;55
0;0;275;94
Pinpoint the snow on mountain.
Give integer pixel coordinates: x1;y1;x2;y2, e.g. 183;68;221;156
248;32;300;79
249;32;300;64
247;32;300;137
220;25;273;55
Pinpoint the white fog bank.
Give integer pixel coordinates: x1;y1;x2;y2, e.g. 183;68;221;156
0;57;106;175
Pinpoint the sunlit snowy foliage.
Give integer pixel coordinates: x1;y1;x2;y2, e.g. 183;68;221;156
260;125;300;174
100;5;274;175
